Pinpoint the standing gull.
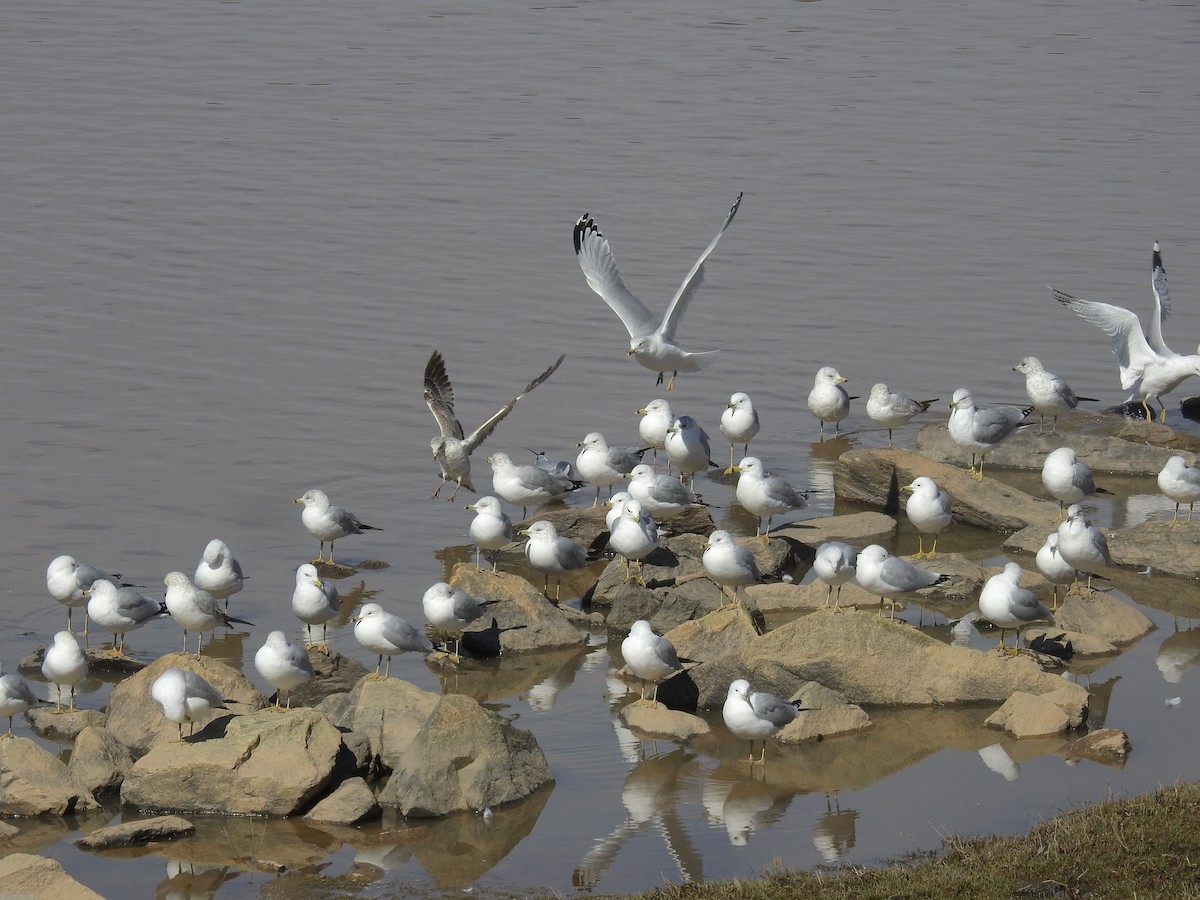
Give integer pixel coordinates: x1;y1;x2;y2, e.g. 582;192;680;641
947;388;1033;480
626;463;697;517
855;544;947;619
664;415;716;487
621;620;684;705
0;668;37;733
720;392;761;471
576;432;645;507
151;667;228;741
1051;242;1200;422
703;530;764;604
722;679;805;764
1157;455;1200;524
291;563;340;652
1013;357;1095;433
164;571;253;657
1056;504;1112;594
807;367;853;436
1035;533;1075;610
295;489;380;565
637;399;674;468
424;349;565;501
812;541;857;609
978;561;1054;654
1041;447;1103;516
254;630;314;709
193;539;244;614
573;193;743;389
422;581;497;660
732;456;808;540
488;451;581;518
521;520;591;601
86;581;167;656
866;383;938;448
42;631;87;711
903;477;953;559
352;603;433;679
465;496;514;572
606;499;659;583
46;555;117;639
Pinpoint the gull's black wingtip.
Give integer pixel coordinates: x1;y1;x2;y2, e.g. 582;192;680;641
573;213;596;255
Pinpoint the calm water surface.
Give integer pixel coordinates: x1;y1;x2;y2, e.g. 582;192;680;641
4;0;1200;895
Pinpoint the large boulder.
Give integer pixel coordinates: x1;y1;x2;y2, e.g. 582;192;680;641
447;566;588;653
771;511;900;548
120;707;343;816
0;737;101;816
1053;591;1155;645
379;693;554;817
0;853;105;899
317;676;440;773
66;726;134;795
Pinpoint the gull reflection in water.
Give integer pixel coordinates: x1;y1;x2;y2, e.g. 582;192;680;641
1156;622;1200;684
702;768;795;846
157;861;237;899
574;746;702;890
978;743;1020;781
812;794;859;863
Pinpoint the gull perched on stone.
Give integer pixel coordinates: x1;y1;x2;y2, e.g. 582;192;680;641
1056;504;1113;594
948;388;1033;480
41;631;87;711
352;603;433;679
193;539;244;614
86;581;167;656
720;392;761;471
294;489;381;565
1041;447;1103;516
636;399;674;468
1012;357;1095;433
151;667;228;741
703;530;764;604
903;477;953;559
855;544;947;619
722;679;806;764
1157;455;1200;524
626;463;697;517
807;367;853;436
465;496;514;572
576;432;646;507
422;581;497;660
164;571;253;657
977;561;1054;654
732;456;808;540
665;415;716;487
621;620;685;705
521;520;591;601
573;193;743;389
487;451;581;518
866;383;938;448
254;630;314;709
291;563;339;652
606;499;659;583
0;668;38;733
1051;242;1200;422
46;555;117;638
1035;533;1075;610
812;541;857;609
424;349;565;501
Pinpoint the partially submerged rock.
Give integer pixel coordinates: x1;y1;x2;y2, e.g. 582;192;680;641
76;814;195;850
985;687;1086;738
0;737;100;817
26;708;105;744
303;776;380;825
780;682;872;744
0;853;105;899
618;702;710;742
317;676;440;773
1061;728;1132;766
1054;592;1155;646
449;565;588;653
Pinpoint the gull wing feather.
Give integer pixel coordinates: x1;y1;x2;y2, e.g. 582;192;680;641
424;351;465;441
1148;245;1173;355
749;690;800;727
574;214;659;339
659;192;743;341
880;556;938;591
462;354;565;454
1051;286;1158;391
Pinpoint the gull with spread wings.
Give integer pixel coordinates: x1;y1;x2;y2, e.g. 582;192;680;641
424;350;565;501
573;193;743;389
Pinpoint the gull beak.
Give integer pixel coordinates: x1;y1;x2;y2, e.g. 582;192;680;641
901;485;914;493
293;497;304;504
628;349;636;357
838;376;848;384
637;408;648;415
730;466;743;474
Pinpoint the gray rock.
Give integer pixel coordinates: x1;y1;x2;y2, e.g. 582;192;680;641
27;708;106;744
0;737;101;816
75;814;195;850
66;726;134;795
120;707;342;816
772;512;899;548
780;682;872;744
1061;727;1131;765
379;693;554;817
448;565;588;653
617;702;710;741
662;606;762;664
1054;591;1155;645
283;650;370;708
984;686;1086;738
317;676;439;773
0;853;105;899
304;776;380;825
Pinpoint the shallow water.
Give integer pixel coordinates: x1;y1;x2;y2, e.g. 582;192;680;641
4;0;1200;895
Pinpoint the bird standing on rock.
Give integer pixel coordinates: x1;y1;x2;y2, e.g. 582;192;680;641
1055;504;1113;594
42;631;87;711
164;571;253;657
1041;447;1104;517
977;561;1054;654
488;451;582;518
732;456;808;541
576;432;646;507
866;383;938;448
422;581;497;660
352;603;433;679
903;477;953;560
812;541;857;609
637;399;674;468
521;520;591;601
291;563;339;653
947;388;1033;481
626;463;697;517
665;416;716;488
1013;356;1095;433
621;620;685;705
1158;455;1200;524
254;630;314;709
466;496;514;572
703;529;764;604
150;667;228;741
855;544;947;619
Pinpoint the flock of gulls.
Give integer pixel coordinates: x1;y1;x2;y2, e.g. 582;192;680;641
4;199;1200;766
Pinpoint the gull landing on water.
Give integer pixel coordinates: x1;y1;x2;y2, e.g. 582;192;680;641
573;193;743;390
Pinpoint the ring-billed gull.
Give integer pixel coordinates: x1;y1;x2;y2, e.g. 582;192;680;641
605;491;633;531
576;432;646;507
1051;242;1200;422
422;581;497;660
1012;357;1096;434
606;499;659;583
1056;504;1112;594
164;571;254;657
488;451;582;518
41;631;87;711
291;563;339;652
621;620;684;705
520;520;591;600
85;581;167;657
46;555;117;639
1035;533;1075;610
855;544;947;619
352;603;433;679
626;463;697;517
573;193;743;389
151;667;228;741
254;631;314;709
902;477;953;559
948;388;1033;480
812;541;857;609
294;489;381;565
636;399;674;468
530;448;574;479
720;393;760;472
703;530;764;604
1041;447;1103;516
0;668;37;733
193;539;244;614
807;367;853;437
465;496;514;572
665;416;716;487
977;561;1053;654
1157;455;1200;524
722;679;805;764
866;384;938;448
732;456;808;540
424;349;565;501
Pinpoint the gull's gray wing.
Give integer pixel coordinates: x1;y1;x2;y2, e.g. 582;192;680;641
648;475;696;506
650;634;681;670
1010;590;1053;623
1051;286;1159;391
382;616;433;652
970;406;1030;443
749;690;800;728
182;670;226;707
880;556;940;592
1148;244;1173;355
574;214;659;339
463;354;565;454
660;193;743;341
424;350;465;441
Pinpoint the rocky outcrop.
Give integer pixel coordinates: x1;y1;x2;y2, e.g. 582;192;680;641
618;702;710;742
780;683;872;744
1053;591;1155;645
66;726;134;795
0;853;105;899
0;737;100;816
303;776;380;825
75;815;195;850
985;687;1087;738
772;511;900;547
317;676;440;773
447;565;589;653
1062;728;1131;765
26;708;105;743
